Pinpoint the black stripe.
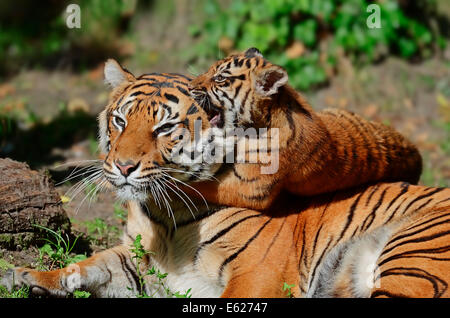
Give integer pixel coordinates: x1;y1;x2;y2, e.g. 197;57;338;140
240;89;250;114
187;103;199;115
436;197;450;205
309;237;333;289
401;188;446;215
123;256;143;294
382;229;450;257
284;107;296;146
194;214;262;263
130;82;155;90
378;244;450;267
389;216;450;248
403;211;450;233
377;267;447;297
342;112;372;176
365;184;381;206
310;224;324;259
129;90;159;98
261;219;287;261
384;183;410;222
232;165;260;182
370;290;406;298
298;221;307;269
361;188;388;231
335;191;365;242
164;93;179;104
233;83;242;99
176;85;190;96
114;251;139;292
229;74;246;81
217;208;250;225
218;218;272;281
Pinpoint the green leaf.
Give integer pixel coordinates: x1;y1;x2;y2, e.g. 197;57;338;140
398;38;417;57
0;258;14;271
73;290;91;298
293;19;317;47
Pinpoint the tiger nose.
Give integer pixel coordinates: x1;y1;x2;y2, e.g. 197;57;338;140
115;160;139;177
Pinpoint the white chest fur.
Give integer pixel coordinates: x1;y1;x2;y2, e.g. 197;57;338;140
126;211;226;297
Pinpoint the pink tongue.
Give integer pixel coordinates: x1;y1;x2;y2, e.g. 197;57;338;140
210;114;221;127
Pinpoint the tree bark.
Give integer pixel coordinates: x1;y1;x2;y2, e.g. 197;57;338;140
0;158;71;250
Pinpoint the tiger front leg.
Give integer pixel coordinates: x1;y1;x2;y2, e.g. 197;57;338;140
0;245;139;297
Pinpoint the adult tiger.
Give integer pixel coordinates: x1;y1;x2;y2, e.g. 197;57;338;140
187;47;423;210
1;62;448;298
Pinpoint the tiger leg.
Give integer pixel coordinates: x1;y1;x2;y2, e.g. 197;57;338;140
371;209;450;298
1;244;140;297
188;162;285;210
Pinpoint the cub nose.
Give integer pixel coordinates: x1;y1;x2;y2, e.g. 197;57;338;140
115;160;139;177
188;85;206;97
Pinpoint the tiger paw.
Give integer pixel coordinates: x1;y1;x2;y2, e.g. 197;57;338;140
0;267;68;297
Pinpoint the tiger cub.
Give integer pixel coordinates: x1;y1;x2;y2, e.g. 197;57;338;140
187;48;423;210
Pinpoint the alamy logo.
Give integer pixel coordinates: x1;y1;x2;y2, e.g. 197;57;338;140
170;120;280;174
66;4;81;29
366;4;381;29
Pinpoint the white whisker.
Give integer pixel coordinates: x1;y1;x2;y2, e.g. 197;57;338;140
162;173;209;209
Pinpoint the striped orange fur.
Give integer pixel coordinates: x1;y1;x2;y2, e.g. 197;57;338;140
1;63;448;298
188;48;423;210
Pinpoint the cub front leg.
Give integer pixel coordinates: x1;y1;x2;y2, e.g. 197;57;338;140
1;245;139;297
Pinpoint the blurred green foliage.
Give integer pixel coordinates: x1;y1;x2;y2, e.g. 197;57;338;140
0;0;136;76
189;0;445;90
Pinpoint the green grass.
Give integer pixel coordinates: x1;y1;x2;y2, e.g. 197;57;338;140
282;282;295;298
114;202;128;223
129;234;192;298
73;290;91;298
72;217;121;248
0;285;29;298
0;258;14;272
34;224;87;271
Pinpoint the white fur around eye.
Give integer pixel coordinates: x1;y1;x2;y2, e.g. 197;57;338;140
112;115;127;131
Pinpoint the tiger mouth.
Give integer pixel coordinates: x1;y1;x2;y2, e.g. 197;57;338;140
206;104;224;128
191;91;225;128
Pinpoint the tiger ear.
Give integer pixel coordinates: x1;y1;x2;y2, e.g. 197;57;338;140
254;65;288;97
244;47;263;58
104;59;136;88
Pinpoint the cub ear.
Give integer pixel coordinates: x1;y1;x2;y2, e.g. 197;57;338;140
244;47;263;58
254;65;288;97
104;59;136;88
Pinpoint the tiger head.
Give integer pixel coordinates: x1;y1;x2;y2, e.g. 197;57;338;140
189;48;288;129
99;60;222;202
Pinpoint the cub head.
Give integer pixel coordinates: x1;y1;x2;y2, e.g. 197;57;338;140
99;60;221;202
189;47;288;128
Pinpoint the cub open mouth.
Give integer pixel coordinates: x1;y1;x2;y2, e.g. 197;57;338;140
191;91;225;128
207;105;225;128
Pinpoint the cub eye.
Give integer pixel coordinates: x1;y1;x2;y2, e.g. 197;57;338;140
113;116;126;130
214;74;226;83
155;123;175;136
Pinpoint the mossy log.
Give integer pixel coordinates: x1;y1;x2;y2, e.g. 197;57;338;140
0;158;70;250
